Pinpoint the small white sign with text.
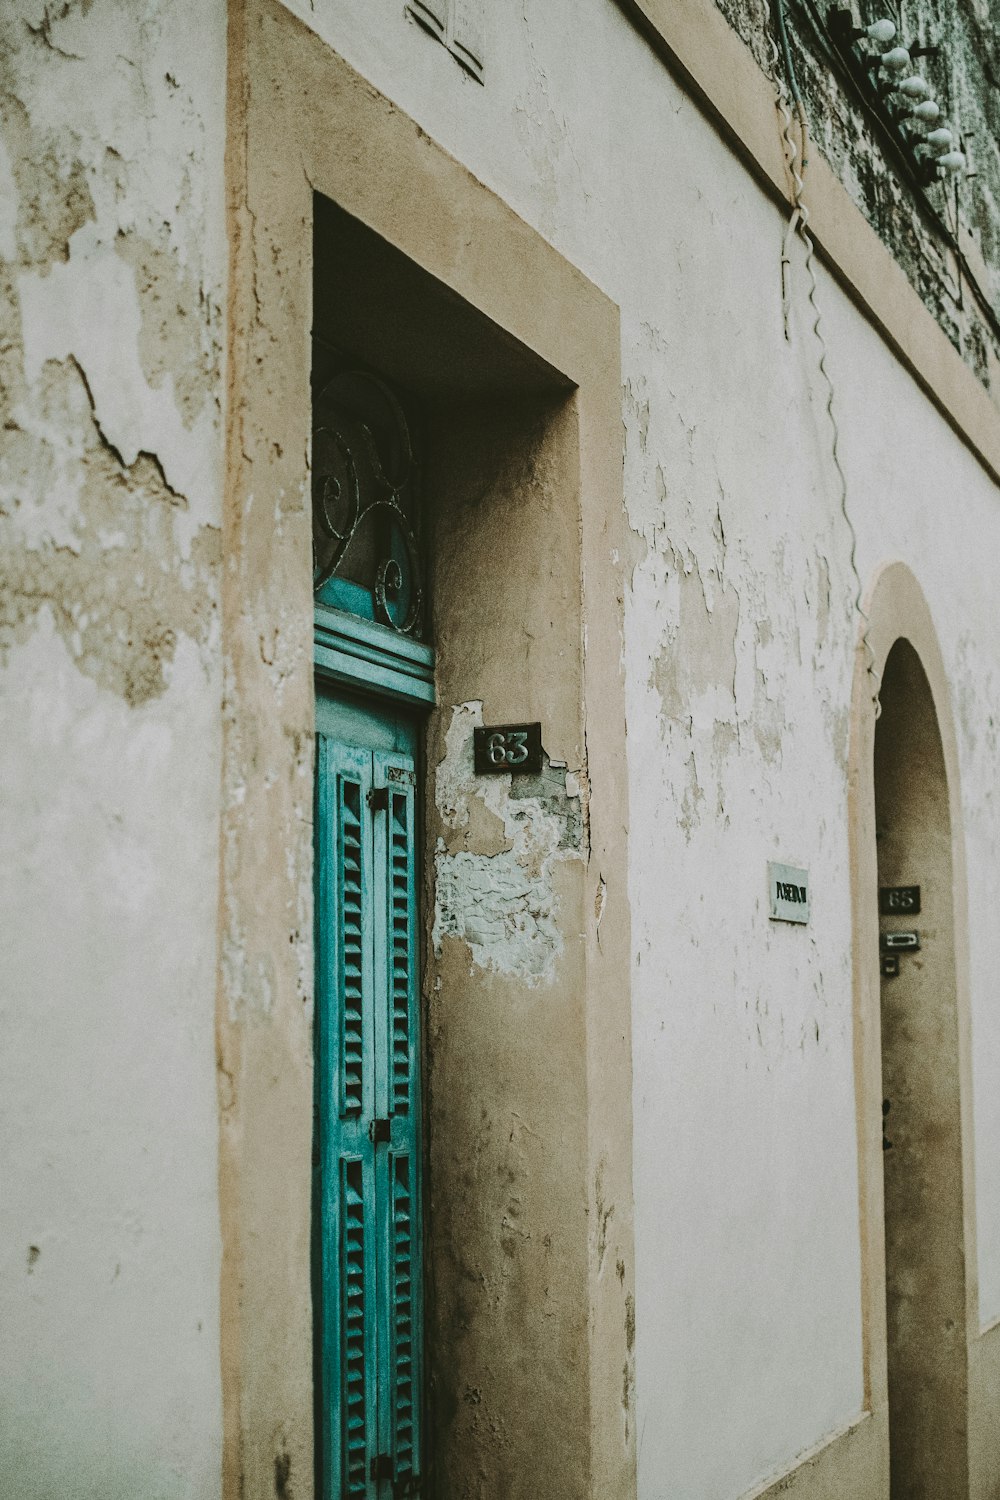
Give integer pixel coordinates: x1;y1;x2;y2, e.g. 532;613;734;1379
768;862;810;924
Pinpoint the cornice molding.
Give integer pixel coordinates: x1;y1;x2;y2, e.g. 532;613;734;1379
613;0;1000;488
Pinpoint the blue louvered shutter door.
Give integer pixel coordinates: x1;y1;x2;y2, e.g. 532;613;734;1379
315;734;379;1499
371;752;423;1495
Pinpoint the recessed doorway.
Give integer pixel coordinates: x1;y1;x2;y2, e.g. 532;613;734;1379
874;638;968;1498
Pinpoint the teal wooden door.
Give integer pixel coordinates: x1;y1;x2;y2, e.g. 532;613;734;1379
314;689;423;1499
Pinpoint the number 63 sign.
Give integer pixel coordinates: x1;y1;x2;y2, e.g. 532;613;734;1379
473;723;544;776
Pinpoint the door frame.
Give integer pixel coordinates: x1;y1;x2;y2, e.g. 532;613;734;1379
314;604;435;711
848;561;986;1495
872;635;968;1494
220;4;633;1496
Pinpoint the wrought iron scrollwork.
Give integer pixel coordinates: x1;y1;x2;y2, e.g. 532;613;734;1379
312;369;424;637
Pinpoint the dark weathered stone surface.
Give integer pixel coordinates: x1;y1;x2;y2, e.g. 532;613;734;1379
715;0;1000;390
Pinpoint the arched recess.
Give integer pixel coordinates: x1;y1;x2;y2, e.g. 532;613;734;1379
848;561;978;1497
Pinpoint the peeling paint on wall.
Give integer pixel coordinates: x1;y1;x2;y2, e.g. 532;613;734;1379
649;542;740;726
6;1;1000;1495
0;9;224;707
0;3;226;1492
433;701;583;984
1;356;219;706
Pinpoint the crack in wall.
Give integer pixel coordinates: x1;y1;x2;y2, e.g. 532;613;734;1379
1;356;219;706
0;7;224;706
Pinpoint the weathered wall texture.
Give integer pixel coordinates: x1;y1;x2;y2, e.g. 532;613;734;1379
715;0;1000;393
6;0;1000;1496
0;2;227;1493
432;705;583;983
278;1;1000;1496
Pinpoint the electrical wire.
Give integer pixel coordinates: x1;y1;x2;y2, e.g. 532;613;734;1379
772;0;804;106
767;1;882;717
793;0;999;346
776;85;805;338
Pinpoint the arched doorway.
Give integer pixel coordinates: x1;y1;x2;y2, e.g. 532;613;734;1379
874;638;968;1498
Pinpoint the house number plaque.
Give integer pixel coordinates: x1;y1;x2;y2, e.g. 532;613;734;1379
879;885;920;915
474;723;543;775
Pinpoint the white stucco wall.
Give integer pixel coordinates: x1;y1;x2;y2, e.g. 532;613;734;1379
274;2;1000;1496
0;3;227;1494
5;1;1000;1496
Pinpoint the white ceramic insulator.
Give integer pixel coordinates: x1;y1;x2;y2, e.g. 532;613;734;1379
867;18;896;43
881;46;911;71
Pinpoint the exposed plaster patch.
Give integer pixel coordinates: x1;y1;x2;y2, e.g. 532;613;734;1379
641;536;747;829
650;546;740;725
821;699;850;775
0;98;96;266
0;11;224;707
432;702;583;985
595;873;607;937
812;553;831;648
595;1159;615;1275
752;679;784;766
711;720;739;818
222;923;277;1021
0;357;218;706
433;848;564;982
512;5;589;241
0;131;19;260
750;600;795;765
18;221;217;528
115;225;220;434
679;750;706;841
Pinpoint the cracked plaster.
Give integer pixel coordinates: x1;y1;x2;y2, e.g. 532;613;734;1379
1;4;224;704
432;701;584;984
1;2;227;1493
6;2;1000;1496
